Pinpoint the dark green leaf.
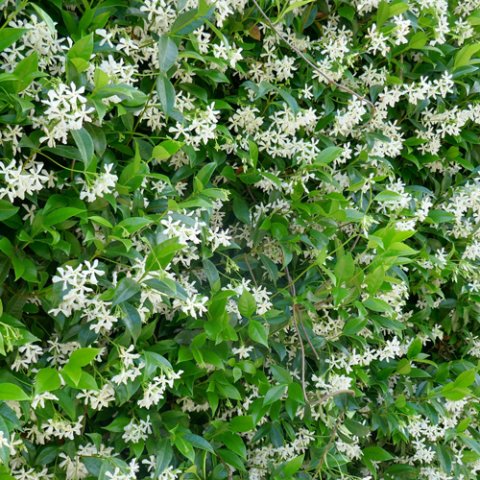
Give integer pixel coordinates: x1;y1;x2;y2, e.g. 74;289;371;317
112;277;141;306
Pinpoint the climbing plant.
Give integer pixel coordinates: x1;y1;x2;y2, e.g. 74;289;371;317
1;0;480;479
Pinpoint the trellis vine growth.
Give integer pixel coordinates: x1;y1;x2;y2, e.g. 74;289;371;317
0;0;479;479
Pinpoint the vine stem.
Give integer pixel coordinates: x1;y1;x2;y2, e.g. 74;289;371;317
314;412;345;479
250;0;375;112
285;264;310;405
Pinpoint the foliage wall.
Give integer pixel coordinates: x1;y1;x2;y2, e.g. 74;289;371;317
0;0;480;479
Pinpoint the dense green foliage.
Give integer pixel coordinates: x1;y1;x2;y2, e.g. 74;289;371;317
1;0;480;479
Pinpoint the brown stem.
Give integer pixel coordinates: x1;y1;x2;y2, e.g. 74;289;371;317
299;319;320;361
314;389;355;406
314;414;344;479
285;264;309;405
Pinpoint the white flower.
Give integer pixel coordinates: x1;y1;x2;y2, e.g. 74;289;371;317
0;431;10;449
77;384;115;410
232;345;253;359
0;161;49;202
173;295;208;319
79;164;118;203
137;370;183;409
32;392;59;410
36;82;94;146
336;436;363;460
207;227;232;251
122;416;152;443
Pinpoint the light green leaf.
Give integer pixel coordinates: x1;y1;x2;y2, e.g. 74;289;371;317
238;290;256;318
315;146;343;165
0;383;29;401
0;29;26;53
35;368;61;394
454;43;480;69
67;348;101;368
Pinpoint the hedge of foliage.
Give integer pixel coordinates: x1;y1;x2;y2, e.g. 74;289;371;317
2;0;480;478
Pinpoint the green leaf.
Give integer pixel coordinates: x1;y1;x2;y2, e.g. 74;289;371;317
339;4;355;21
0;383;29;401
154;439;173;475
158;36;178;73
343;318;367;336
441;383;471;401
407;31;428;50
196;162;217;188
216;381;241;400
375;191;403;202
145;238;184;272
454;43;480;69
238;290;256;318
120;303;142;342
364;297;392;313
77;372;98;390
143;351;172;376
233;196;250;224
67;348;101;368
377;0;409;25
30;4;56;33
363;446;394;461
315;146;343;165
287;382;304;404
156;73;175;116
89;216;113;228
174;435;195;462
217;449;246;472
230;415;255;432
407;337;422;359
364;267;385;295
72;128;94;163
248;320;268;347
12;52;40;92
454;369;476;388
114;217;152;236
0;29;26;53
248;140;258;168
112;277;141;306
182;433;215;454
335;252;355;285
344;418;371;437
263;384;287;405
152;145;171;161
278;0;315;19
67;33;94;63
84;123;107;156
104;416;131;432
427;210;455;224
396;358;411;375
171;0;212;34
218;432;246;458
284;454;304;475
0;200;19;221
35;368;61;394
44;207;85;226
